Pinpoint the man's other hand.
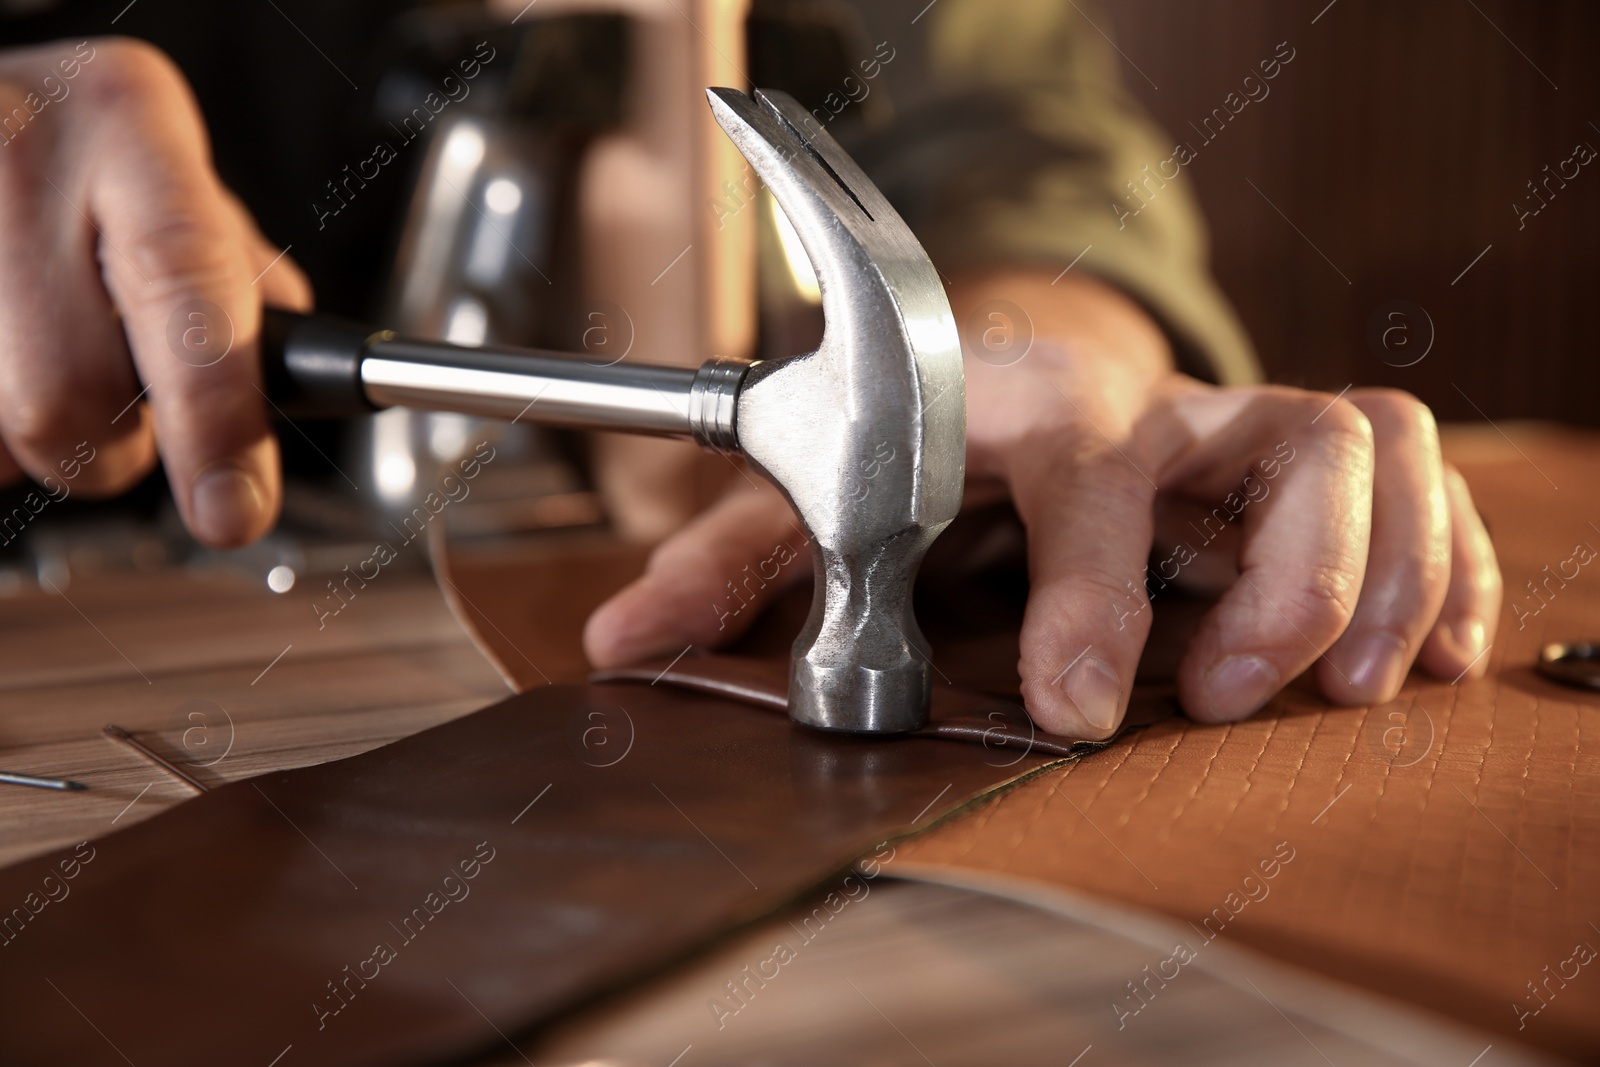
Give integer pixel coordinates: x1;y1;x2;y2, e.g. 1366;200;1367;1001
583;271;1502;738
0;37;310;545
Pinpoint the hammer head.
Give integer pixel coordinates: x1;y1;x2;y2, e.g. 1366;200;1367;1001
706;88;966;733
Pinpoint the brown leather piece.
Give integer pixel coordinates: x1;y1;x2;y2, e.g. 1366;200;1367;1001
0;679;1085;1066
428;528;650;689
436;436;1600;1060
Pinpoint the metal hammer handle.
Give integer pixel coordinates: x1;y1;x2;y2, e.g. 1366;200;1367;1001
258;307;746;452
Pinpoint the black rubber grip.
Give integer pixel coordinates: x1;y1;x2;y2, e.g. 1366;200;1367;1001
259;308;381;418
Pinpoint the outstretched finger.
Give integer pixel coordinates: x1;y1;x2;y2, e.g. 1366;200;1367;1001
584;479;813;667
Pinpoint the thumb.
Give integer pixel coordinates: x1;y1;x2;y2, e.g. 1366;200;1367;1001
583;479;813;667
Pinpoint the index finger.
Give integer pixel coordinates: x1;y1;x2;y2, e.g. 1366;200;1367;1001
85;40;278;546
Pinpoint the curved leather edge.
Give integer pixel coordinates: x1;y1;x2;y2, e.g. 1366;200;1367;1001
881;862;1565;1067
0;680;1080;1067
592;651;1177;759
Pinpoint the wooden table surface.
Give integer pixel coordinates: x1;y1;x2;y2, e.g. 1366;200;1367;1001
0;423;1594;1066
0;544;510;868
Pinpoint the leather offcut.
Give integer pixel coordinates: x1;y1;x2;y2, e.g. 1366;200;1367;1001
0;673;1127;1066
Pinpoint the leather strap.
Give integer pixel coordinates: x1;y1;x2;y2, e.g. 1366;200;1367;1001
0;504;1168;1065
0;671;1135;1065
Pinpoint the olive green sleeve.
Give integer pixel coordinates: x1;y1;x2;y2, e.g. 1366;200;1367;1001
832;0;1260;384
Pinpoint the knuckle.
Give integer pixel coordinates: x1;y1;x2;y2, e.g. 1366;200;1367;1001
1016;659;1059;702
1419;551;1452;601
1074;471;1155;527
1018;439;1154;523
80;37;187;108
1353;387;1439;441
1312;393;1373;439
1388;552;1452;626
1281;561;1362;640
1475;564;1505;604
1306;397;1374;460
1441;465;1502;600
1348;385;1416;411
646;533;721;585
1468;545;1505;600
1054;412;1137;458
1073;570;1151;615
126;214;245;304
0;353;140;464
1443;463;1475;503
1;387;76;458
1016;641;1066;692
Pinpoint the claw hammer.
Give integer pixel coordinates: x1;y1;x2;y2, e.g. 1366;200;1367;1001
261;88;967;732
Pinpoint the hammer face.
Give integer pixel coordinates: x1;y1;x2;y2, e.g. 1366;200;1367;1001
788;533;942;733
707;88;966;732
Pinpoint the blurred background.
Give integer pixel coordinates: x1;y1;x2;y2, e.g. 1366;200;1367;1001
1105;0;1599;422
0;0;1593;597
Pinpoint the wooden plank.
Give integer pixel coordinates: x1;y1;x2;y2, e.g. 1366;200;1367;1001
0;559;508;868
0;568;483;692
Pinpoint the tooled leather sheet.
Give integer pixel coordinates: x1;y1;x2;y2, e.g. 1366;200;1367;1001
886;429;1600;1062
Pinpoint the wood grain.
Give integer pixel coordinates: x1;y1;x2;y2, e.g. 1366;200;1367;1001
0;545;509;869
1103;0;1600;426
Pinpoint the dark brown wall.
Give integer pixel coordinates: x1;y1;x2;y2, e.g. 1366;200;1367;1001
1104;0;1599;424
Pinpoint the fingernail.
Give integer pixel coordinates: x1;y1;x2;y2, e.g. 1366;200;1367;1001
190;464;265;546
1205;655;1280;721
1058;654;1122;733
1347;632;1408;698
